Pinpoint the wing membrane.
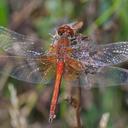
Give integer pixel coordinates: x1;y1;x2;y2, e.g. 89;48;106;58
66;67;128;89
95;66;128;87
71;41;128;67
0;27;56;83
91;42;128;66
0;55;56;84
0;26;45;57
69;41;128;88
76;67;128;89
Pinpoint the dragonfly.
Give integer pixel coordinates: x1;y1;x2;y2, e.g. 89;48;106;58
0;21;128;123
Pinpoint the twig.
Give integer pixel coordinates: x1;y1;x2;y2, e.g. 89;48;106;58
10;0;43;29
99;112;110;128
64;79;83;128
8;84;28;128
76;84;82;128
0;63;13;91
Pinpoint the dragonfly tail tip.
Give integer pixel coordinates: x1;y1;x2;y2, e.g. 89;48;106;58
48;114;56;123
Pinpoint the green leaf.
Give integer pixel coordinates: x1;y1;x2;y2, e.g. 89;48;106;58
0;0;9;26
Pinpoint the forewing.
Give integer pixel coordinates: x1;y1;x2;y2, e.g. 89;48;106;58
91;42;128;66
0;27;55;83
0;26;45;57
71;41;128;67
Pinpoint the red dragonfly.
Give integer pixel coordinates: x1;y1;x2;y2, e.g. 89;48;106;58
0;21;128;122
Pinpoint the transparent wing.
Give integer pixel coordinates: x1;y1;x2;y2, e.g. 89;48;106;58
68;40;128;88
69;66;128;89
0;26;44;57
91;42;128;66
0;55;56;83
94;66;128;87
0;27;56;83
71;41;128;67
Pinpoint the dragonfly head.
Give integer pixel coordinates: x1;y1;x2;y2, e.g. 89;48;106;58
57;24;74;37
57;21;83;38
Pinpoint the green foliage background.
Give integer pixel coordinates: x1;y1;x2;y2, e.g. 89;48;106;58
0;0;128;128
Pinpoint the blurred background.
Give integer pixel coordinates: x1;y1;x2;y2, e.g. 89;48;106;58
0;0;128;128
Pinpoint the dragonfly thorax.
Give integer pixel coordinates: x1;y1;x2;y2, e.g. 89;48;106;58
56;37;70;61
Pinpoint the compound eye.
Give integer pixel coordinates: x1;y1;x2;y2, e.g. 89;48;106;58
58;29;64;36
57;25;74;37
